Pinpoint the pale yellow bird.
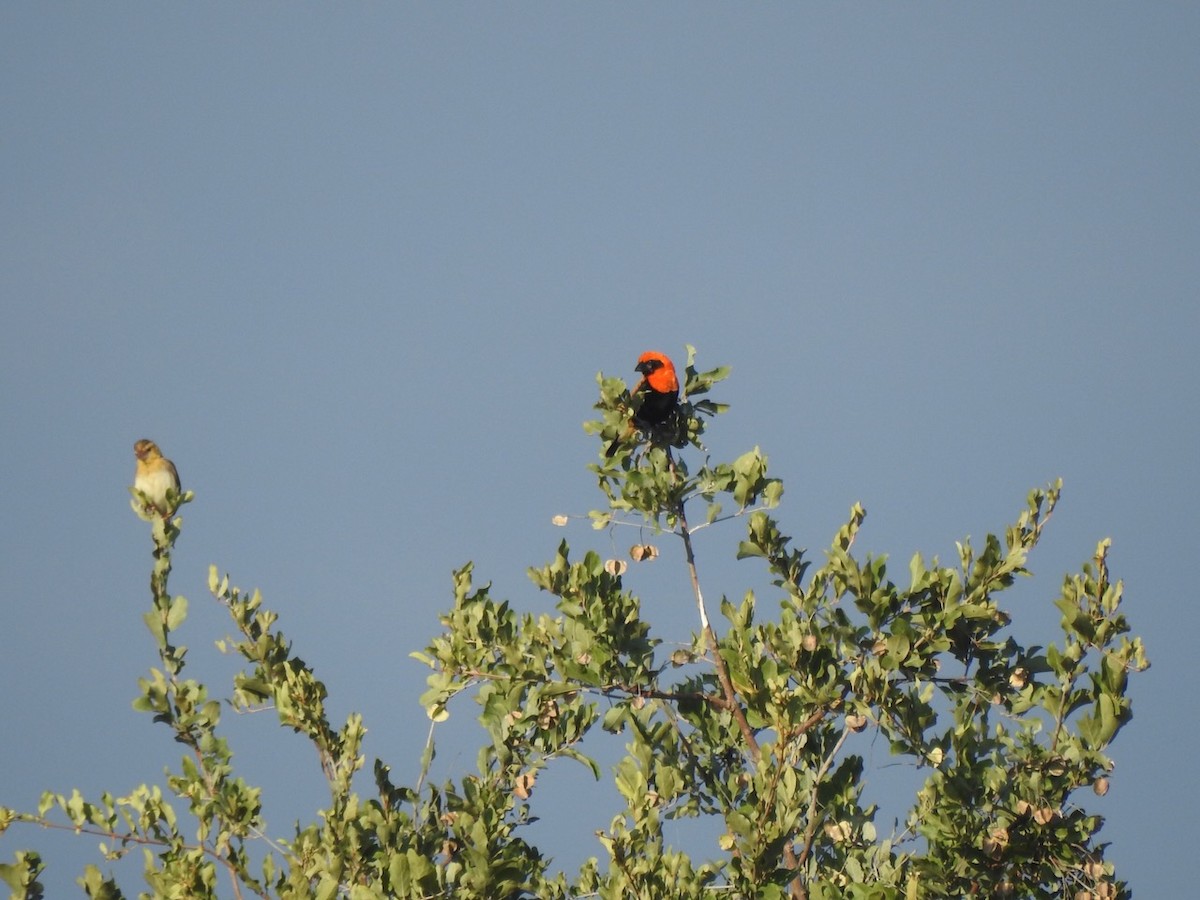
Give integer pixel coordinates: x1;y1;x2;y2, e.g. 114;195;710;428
133;439;181;518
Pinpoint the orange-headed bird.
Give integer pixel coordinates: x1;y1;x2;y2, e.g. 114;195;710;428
133;439;181;518
605;351;680;458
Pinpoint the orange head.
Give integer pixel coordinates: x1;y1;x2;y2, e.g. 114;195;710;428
634;351;679;396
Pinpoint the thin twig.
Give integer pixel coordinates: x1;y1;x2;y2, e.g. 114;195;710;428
675;495;760;761
682;503;775;534
413;717;437;805
247;825;289;858
795;726;853;878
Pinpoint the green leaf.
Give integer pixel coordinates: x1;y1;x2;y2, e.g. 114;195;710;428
166;595;188;631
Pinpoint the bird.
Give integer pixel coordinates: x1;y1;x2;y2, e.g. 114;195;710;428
605;351;680;458
133;439;181;518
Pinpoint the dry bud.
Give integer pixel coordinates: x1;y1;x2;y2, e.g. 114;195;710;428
604;559;628;576
513;770;537;800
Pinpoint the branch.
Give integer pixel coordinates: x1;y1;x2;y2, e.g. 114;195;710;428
674;493;760;762
793;725;853;895
413;717;437;807
673;503;776;534
10;814;268;900
607;682;731;711
452;666;731;711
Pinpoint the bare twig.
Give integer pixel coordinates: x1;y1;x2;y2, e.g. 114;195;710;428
794;726;853;880
413;717;437;805
674;494;760;762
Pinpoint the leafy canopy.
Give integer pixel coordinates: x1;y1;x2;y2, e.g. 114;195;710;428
1;348;1146;900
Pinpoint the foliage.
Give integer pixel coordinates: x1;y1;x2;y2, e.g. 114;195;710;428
1;348;1147;899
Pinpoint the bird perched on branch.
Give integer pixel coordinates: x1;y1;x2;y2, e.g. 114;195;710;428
605;351;680;458
133;439;181;518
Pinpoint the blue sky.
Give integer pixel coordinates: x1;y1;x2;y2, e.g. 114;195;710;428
2;5;1195;895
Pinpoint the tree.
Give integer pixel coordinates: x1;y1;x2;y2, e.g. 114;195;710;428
1;349;1147;899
